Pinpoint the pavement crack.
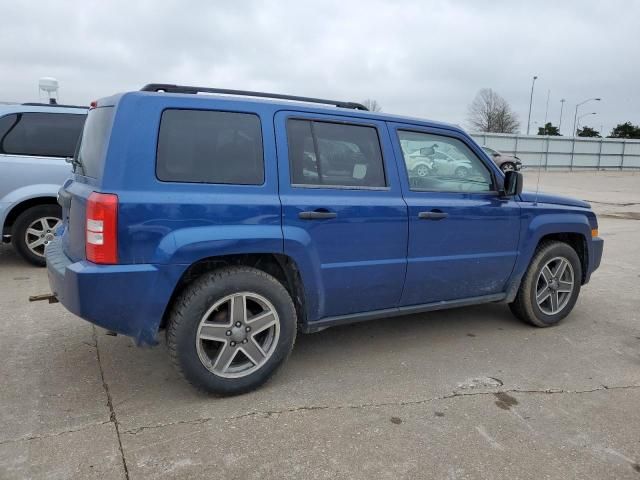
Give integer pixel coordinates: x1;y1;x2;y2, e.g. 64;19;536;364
0;421;111;446
121;384;640;435
93;327;130;480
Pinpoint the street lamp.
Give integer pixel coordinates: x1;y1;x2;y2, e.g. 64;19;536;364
576;112;597;133
526;75;538;135
558;99;566;134
572;97;601;136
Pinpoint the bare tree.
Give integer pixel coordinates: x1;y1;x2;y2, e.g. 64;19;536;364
467;88;520;133
362;98;382;112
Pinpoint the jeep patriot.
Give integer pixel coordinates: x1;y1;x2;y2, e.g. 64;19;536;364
45;84;604;395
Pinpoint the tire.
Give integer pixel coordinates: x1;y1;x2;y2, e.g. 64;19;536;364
455;166;469;178
501;162;516;173
167;266;297;395
416;164;430;177
509;241;582;327
12;204;62;267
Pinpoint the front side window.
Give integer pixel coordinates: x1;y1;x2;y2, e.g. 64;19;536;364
398;130;493;193
287;119;386;188
0;112;86;158
157;109;264;185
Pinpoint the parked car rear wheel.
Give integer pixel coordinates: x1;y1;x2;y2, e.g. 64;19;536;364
509;241;582;327
12;204;62;266
455;166;469;178
415;164;430;177
167;266;297;395
501;162;516;173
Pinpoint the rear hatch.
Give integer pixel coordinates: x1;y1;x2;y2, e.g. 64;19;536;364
59;105;115;261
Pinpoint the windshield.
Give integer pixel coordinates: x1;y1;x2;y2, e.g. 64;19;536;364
74;106;114;177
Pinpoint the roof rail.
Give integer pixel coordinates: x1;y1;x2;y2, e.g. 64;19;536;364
22;102;87;109
140;83;369;111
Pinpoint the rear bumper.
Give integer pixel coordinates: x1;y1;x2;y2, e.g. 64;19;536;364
46;237;184;346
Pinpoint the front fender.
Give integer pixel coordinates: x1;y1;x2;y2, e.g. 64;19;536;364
506;210;592;300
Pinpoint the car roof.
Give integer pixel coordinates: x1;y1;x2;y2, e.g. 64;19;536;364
98;90;464;134
0;103;87;115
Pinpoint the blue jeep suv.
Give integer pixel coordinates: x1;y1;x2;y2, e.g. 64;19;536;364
46;84;603;395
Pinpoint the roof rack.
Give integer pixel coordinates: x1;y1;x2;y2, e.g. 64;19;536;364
140;83;369;111
22;102;87;109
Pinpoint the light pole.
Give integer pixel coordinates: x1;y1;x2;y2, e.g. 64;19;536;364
558;99;566;134
576;112;597;134
572;97;601;136
526;75;538;135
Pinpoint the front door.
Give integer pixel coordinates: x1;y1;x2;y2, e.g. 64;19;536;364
391;124;521;305
276;111;408;321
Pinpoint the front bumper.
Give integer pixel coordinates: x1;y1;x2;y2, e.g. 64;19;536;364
588;236;604;279
46;237;184;346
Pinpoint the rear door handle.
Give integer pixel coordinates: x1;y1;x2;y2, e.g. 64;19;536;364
298;210;337;220
418;210;448;220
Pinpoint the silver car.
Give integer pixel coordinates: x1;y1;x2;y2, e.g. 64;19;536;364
0;103;86;265
482;146;522;173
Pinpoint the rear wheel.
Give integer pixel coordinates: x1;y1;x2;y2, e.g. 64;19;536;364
167;266;297;395
12;205;62;266
415;164;430;177
509;241;582;327
455;166;469;178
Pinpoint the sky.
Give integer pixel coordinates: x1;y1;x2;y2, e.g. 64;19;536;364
1;0;638;136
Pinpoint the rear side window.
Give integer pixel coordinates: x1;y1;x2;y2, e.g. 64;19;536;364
75;107;114;178
287;119;386;188
0;112;85;158
156;109;264;185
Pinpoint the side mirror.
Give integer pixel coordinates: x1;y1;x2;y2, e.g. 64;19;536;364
493;153;500;157
503;171;523;196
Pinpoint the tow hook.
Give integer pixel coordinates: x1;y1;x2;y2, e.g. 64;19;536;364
28;293;59;304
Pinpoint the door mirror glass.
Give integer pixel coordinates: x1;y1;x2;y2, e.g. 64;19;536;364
503;171;523;196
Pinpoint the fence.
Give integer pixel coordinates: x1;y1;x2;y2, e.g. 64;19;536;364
469;132;640;170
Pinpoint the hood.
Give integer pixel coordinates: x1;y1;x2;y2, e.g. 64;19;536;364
519;191;591;209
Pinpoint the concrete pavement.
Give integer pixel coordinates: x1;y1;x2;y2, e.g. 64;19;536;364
1;171;639;479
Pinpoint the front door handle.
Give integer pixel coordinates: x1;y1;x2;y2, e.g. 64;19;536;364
299;210;337;220
418;210;448;220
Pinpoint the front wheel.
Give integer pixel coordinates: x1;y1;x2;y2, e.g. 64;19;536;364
509;241;582;327
167;266;297;395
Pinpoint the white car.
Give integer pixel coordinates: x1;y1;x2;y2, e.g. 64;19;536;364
406;146;474;179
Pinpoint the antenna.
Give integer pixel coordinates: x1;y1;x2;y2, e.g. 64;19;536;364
534;134;545;205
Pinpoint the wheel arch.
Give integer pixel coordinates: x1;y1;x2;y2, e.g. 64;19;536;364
159;253;307;331
2;196;60;238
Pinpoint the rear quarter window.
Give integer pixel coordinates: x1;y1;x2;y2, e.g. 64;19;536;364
0;112;86;158
156;109;264;185
75;106;114;178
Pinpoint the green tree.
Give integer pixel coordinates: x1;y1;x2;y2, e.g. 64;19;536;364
537;122;561;136
608;122;640;139
577;126;601;138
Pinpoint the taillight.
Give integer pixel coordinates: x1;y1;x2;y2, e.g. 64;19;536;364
86;192;118;264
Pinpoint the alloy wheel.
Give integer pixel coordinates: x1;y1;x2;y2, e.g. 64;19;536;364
195;292;280;378
25;217;61;258
535;256;575;315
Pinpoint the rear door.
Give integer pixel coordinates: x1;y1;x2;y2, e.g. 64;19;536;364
275;111;408;320
391;124;521;305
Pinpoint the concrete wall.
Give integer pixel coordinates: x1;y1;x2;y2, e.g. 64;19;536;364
469;132;640;170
